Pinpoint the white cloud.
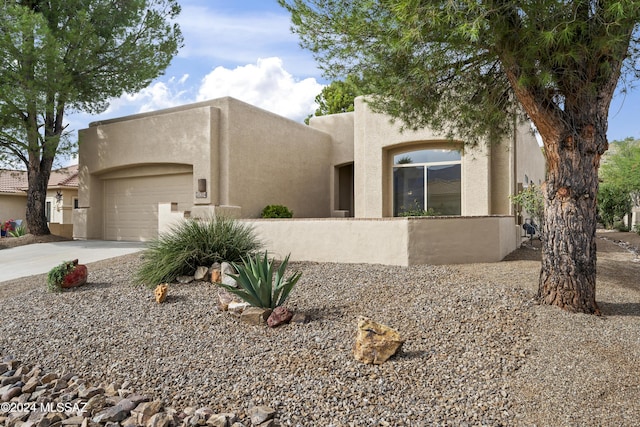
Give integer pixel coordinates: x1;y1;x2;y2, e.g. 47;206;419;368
196;57;323;122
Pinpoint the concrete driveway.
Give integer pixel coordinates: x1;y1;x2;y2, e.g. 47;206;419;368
0;240;145;283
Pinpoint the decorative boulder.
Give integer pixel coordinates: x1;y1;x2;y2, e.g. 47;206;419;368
267;306;293;328
154;284;168;304
210;269;221;283
227;301;250;314
194;266;209;281
353;316;405;364
240;307;272;325
220;262;237;287
216;289;236;311
61;259;88;288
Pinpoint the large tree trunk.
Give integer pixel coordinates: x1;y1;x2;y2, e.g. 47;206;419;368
538;126;603;314
25;158;53;236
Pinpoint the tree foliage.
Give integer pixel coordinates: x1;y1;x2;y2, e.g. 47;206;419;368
511;183;544;228
280;0;640;313
281;1;640;144
600;137;640;205
0;0;182;234
306;74;367;123
597;184;632;229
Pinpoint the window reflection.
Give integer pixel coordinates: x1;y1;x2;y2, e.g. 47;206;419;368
393;148;461;216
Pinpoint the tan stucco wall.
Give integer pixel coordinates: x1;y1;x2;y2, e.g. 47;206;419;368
76;102;215;239
75;97;331;239
244;216;516;266
406;216;517;264
0;194;26;225
215;98;331;218
516;122;546;188
352;97;495;218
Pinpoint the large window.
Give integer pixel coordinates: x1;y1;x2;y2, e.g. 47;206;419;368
393;148;462;216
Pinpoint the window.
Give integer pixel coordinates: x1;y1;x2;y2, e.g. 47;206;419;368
393;148;462;216
73;198;79;209
45;201;52;222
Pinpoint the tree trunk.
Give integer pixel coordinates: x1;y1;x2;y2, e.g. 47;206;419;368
26;159;52;236
538;128;602;314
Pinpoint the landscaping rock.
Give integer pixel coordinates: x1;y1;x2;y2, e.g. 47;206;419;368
194;266;209;281
176;276;194;284
1;385;21;401
353;316;405;364
248;405;276;425
216;289;236;311
131;400;163;425
210;269;221;284
267;306;293;328
227;302;250;315
220;263;237;287
240;307;272;326
154;284;168;304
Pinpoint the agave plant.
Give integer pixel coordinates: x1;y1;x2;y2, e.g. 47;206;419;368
217;251;302;309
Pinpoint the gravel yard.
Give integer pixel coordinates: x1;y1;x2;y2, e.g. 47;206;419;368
1;232;639;426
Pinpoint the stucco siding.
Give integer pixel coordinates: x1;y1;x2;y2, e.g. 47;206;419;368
245;216;516;266
217;98;332;218
0;194;26;224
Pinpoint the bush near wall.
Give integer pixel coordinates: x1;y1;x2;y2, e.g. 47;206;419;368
134;216;262;287
261;205;293;218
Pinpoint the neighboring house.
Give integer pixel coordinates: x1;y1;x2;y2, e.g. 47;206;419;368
75;96;545;265
0;165;79;238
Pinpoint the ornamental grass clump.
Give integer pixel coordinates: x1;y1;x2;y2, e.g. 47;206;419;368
216;251;302;309
134;216;262;287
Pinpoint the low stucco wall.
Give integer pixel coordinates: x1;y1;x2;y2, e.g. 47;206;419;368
243;216;517;266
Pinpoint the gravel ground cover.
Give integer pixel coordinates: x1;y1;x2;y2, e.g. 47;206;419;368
1;232;639;426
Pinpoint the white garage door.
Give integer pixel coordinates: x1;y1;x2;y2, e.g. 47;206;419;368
104;173;193;241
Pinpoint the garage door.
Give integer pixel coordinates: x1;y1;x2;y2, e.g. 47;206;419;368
104;173;193;241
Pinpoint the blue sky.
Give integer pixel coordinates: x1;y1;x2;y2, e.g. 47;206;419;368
66;0;640;164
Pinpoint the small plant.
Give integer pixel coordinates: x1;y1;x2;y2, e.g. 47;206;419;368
510;184;544;226
399;207;439;217
634;224;640;235
216;251;302;309
8;224;26;237
261;205;293;218
613;220;629;232
47;260;77;292
134;216;262;287
1;219;14;233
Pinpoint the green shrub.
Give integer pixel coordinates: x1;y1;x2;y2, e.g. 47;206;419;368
398;207;439;217
134;216;262;287
613;221;629;232
598;184;632;229
47;260;76;293
261;205;293;218
216;251;301;309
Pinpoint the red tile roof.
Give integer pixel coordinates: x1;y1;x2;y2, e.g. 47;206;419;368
0;169;27;194
0;164;78;194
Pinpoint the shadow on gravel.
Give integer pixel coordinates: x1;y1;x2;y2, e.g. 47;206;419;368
597;301;640;317
303;305;350;321
163;294;188;304
66;282;113;292
396;350;428;360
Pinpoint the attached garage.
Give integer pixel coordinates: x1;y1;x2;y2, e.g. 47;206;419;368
103;171;193;241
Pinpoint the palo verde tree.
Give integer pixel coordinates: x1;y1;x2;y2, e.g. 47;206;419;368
279;0;640;313
0;0;182;235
